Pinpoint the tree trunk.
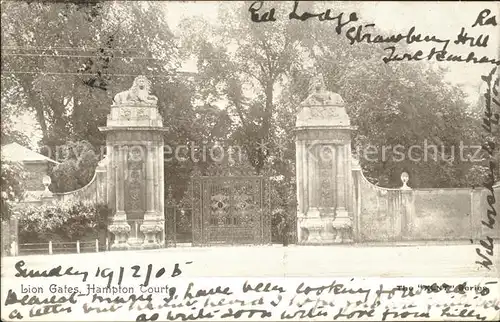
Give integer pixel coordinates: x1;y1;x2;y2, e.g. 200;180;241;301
33;102;48;143
255;80;274;174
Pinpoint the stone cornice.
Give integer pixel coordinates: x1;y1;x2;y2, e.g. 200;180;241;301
99;126;169;132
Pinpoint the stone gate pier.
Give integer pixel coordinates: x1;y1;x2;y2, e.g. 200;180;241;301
99;76;166;250
296;74;355;244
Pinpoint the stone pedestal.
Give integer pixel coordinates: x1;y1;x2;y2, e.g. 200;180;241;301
140;221;164;249
295;74;355;244
108;220;131;250
99;76;166;250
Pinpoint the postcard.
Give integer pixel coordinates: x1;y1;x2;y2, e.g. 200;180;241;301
1;1;499;321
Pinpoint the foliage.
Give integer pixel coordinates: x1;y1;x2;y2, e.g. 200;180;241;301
178;1;489;189
279;1;493;188
17;200;110;243
179;2;307;174
1;1;178;148
1;1;245;196
308;19;488;188
1;76;32;147
0;161;26;221
48;140;99;193
1;1;496;246
270;172;296;244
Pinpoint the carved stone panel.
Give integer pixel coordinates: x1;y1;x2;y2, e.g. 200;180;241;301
107;131;164;144
124;145;146;218
318;145;335;210
310;106;340;118
120;108;132;120
296;128;351;142
136;107;149;120
193;176;270;245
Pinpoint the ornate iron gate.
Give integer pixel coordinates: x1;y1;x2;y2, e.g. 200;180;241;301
191;176;271;246
164;186;193;247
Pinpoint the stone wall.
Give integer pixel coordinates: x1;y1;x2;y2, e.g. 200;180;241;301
353;168;404;242
23;162;49;191
353;166;500;242
1;218;18;256
478;186;500;239
53;160;107;205
411;189;475;240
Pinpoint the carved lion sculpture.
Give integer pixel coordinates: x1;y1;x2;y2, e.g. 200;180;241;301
302;74;344;106
113;76;158;106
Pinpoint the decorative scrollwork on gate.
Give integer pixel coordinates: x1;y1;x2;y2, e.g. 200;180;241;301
165;175;272;246
189;176;271;246
192;178;203;246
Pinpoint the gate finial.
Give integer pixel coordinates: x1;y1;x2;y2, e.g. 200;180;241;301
166;185;174;204
400;172;411;190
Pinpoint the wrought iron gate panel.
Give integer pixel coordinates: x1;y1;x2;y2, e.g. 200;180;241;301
191;176;271;246
192;178;202;246
262;178;272;244
165;185;195;247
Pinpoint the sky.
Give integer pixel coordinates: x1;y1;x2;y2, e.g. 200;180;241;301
165;1;500;101
356;1;499;100
11;1;500;148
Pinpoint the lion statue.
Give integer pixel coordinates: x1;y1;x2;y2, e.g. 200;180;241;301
302;73;344;106
113;76;158;106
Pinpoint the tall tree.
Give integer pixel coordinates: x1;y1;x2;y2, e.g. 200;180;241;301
179;1;486;189
1;1;179;149
179;1;308;174
300;1;489;188
0;75;31;146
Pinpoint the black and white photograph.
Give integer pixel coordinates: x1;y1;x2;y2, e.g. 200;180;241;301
0;1;499;321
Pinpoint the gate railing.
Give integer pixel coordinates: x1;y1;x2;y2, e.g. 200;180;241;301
191;176;272;246
164;185;193;247
165;176;274;247
165;176;298;246
14;239;110;256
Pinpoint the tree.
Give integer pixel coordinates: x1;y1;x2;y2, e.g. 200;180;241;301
49;140;99;193
179;1;486;190
304;2;489;188
179;1;308;174
2;1;489;196
1;1;241;196
0;76;31;147
0;161;26;221
1;1;179;149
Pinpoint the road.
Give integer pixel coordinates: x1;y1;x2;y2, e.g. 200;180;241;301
2;243;498;278
1;243;499;321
